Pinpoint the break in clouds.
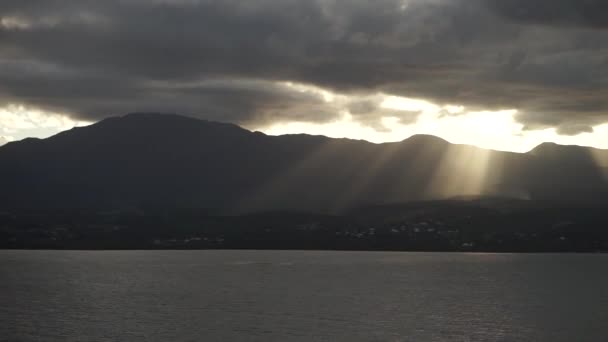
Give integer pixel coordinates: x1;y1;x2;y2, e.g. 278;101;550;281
1;0;608;135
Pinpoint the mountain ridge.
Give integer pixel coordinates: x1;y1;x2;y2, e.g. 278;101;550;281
3;113;604;154
1;113;607;213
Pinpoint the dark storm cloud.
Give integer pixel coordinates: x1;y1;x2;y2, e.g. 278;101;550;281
485;0;608;29
1;0;608;133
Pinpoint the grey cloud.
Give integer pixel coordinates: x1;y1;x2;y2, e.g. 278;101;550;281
557;124;594;136
0;0;608;132
347;96;421;132
484;0;608;29
518;109;605;136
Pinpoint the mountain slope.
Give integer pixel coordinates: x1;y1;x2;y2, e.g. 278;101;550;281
1;113;607;213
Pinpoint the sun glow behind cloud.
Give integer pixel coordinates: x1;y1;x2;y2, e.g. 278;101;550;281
1;80;608;154
256;83;608;153
0;104;92;145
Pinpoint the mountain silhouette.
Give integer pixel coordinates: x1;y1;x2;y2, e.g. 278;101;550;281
1;113;607;213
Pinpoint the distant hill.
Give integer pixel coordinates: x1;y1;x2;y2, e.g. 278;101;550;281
1;113;607;213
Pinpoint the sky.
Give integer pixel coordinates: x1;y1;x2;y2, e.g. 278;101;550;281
1;0;608;152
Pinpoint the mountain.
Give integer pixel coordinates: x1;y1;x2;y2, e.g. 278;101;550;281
1;113;607;213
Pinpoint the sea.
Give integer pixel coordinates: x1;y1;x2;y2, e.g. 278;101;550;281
1;250;607;341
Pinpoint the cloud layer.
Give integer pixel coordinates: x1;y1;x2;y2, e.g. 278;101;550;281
1;0;608;134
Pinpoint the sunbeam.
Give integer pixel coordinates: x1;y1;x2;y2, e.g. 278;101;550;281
330;141;406;211
590;148;608;181
236;137;373;212
424;144;498;199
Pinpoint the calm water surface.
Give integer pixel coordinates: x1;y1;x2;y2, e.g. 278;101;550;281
1;251;608;341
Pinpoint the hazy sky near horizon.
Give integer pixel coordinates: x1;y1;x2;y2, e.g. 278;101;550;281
1;0;608;152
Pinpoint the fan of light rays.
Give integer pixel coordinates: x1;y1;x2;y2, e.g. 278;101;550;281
590;148;608;181
424;144;502;199
235;137;368;212
329;141;406;212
